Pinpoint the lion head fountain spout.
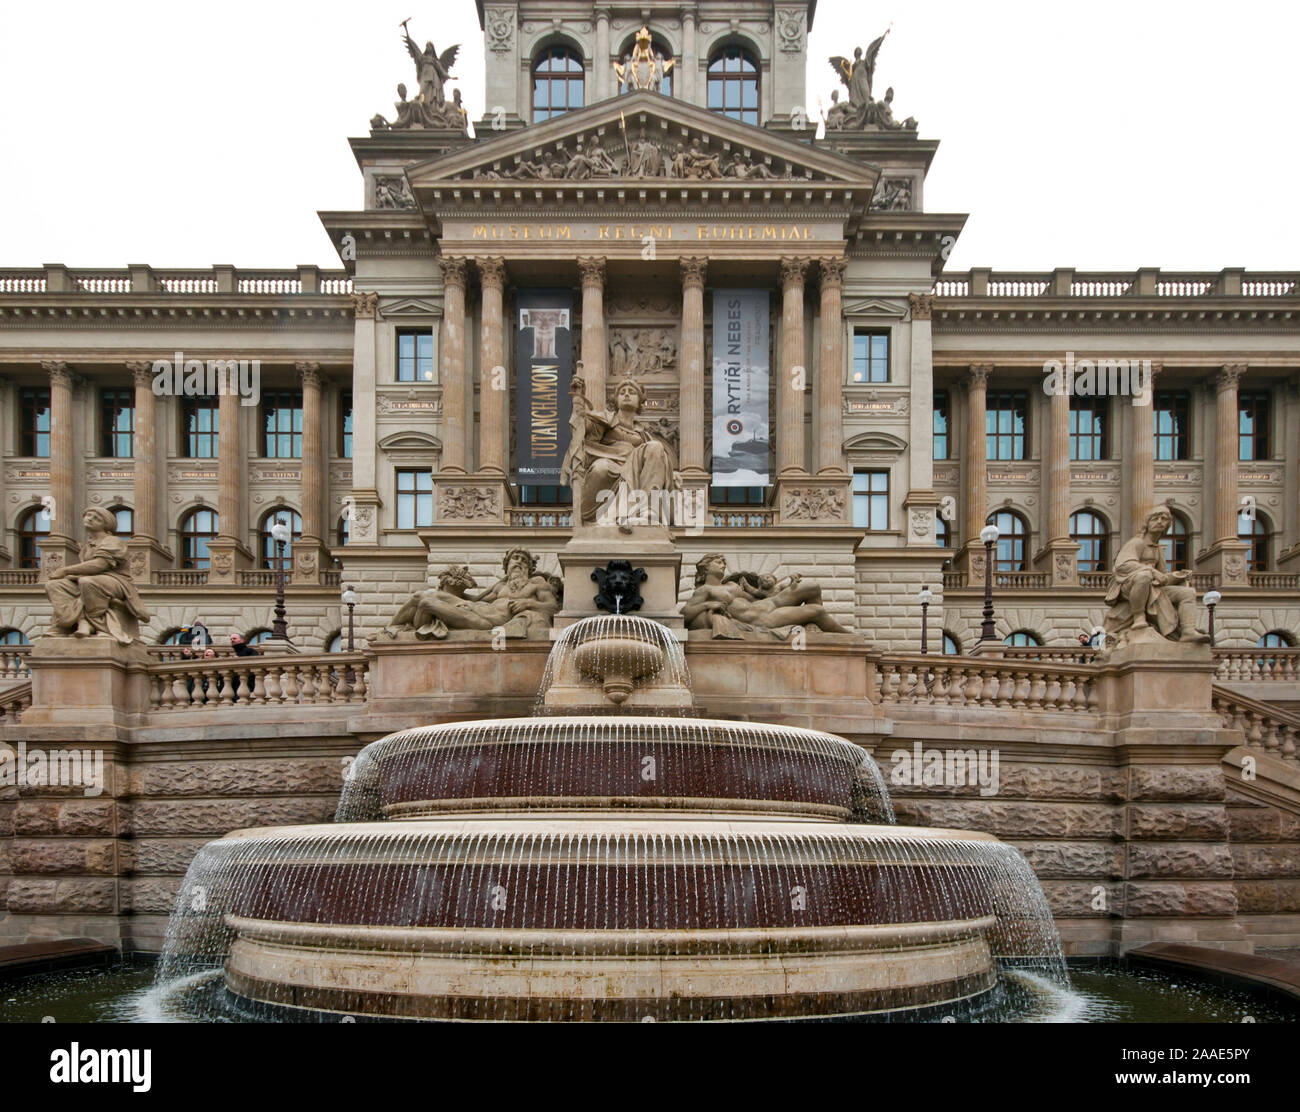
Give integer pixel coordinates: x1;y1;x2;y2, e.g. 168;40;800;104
536;614;692;713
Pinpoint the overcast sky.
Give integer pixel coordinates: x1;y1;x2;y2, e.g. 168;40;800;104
1;0;1295;272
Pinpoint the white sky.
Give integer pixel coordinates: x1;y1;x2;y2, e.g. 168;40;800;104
0;0;1295;272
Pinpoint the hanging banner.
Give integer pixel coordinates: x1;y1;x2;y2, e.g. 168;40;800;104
711;288;770;486
514;289;574;485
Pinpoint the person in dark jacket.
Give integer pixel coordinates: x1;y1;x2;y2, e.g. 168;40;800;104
229;633;260;657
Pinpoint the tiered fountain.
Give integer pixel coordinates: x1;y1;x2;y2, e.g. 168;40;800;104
158;614;1065;1020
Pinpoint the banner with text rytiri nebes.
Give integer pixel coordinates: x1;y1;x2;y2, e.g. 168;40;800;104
514;289;574;484
711;289;770;486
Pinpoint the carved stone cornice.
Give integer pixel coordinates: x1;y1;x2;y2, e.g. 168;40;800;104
965;364;993;391
297;361;323;390
779;256;809;288
351;291;379;319
476;256;507;290
578;256;607;287
908;291;933;320
819;257;848;290
438;257;469;288
1211;363;1248;392
679;256;707;289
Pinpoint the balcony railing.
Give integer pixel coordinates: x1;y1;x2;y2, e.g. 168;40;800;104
1249;573;1300;589
933;269;1300;299
875;654;1098;713
0;265;353;297
0;570;39;586
508;508;573;527
1213;686;1299;766
1214;647;1300;684
939;571;1050;590
154;570;209;587
0;646;31;681
149;652;368;711
711;508;776;528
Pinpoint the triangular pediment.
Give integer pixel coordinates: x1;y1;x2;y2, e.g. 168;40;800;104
405;92;879;215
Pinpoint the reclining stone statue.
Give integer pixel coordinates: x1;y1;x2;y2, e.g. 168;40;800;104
1101;507;1210;649
44;507;150;645
384;548;561;641
681;553;853;641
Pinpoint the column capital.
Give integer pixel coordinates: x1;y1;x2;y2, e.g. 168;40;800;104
42;360;73;387
476;256;507;290
779;256;809;287
128;361;154;385
577;256;606;287
907;291;933;320
1212;363;1247;392
438;256;469;288
965;364;993;390
296;361;323;389
819;256;848;289
679;256;707;289
351;291;379;319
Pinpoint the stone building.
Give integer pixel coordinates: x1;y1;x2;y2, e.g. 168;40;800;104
0;2;1298;958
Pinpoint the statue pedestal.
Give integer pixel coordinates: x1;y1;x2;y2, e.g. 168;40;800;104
22;636;152;728
555;525;683;632
1098;629;1215;728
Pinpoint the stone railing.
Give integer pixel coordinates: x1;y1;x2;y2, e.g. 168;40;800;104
933;269;1300;299
154;570;209;587
937;570;1050;590
1214;647;1300;684
1249;573;1300;589
0;681;31;723
0;646;31;681
997;645;1099;664
0;570;39;586
1213;686;1299;766
711;507;776;528
148;652;368;711
0;265;353;297
1079;572;1109;590
875;654;1097;713
508;508;573;527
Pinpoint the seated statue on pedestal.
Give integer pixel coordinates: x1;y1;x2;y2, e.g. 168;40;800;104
44;508;151;645
561;374;679;529
384;549;561;641
1102;508;1210;649
682;553;852;640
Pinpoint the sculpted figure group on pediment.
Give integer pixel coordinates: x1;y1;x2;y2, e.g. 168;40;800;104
825;27;918;133
369;21;468;134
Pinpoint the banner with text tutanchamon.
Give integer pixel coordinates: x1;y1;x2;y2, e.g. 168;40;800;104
711;289;770;486
514;289;574;485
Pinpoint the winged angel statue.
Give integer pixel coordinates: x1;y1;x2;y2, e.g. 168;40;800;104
403;23;460;109
826;26;915;132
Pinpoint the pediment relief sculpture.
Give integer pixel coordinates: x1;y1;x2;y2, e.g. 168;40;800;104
609;328;677;378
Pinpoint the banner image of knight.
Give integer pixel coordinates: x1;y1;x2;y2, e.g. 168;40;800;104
711;288;770;486
515;290;574;485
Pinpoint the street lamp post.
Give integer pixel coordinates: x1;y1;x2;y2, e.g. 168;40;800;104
918;584;933;654
1203;589;1222;647
341;585;359;686
978;523;1000;642
270;520;291;642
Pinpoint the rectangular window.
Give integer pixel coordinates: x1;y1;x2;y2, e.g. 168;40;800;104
339;390;353;459
708;486;765;505
985;391;1028;460
1238;390;1270;461
397;330;434;382
1154;390;1190;461
1069;396;1108;461
19;387;51;457
182;398;220;459
396;469;433;528
851;331;889;383
520;484;572;505
933;390;950;460
98;388;135;458
261;390;303;458
852;470;890;531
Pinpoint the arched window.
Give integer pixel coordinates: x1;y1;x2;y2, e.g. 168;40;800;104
179;507;219;569
532;45;584;121
17;505;51;569
942;632;961;656
986;510;1029;572
1070;510;1109;573
1238;510;1269;572
935;516;951;548
246;629;273;647
109;505;133;538
259;508;302;570
707;45;759;126
326;631;344;653
1004;630;1041;647
1160;510;1191;573
0;628;29;646
337;513;350;547
1258;631;1295;648
617;34;673;96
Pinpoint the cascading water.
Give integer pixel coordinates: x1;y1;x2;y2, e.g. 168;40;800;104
156;614;1067;1020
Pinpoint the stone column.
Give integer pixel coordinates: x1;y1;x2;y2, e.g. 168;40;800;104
578;257;607;408
439;257;469;473
1128;362;1161;535
206;365;252;584
595;7;612;101
817;258;847;475
1281;375;1300;570
476;257;508;476
1202;363;1250;586
681;9;697;103
1033;367;1078;584
777;257;809;477
958;364;991;576
125;361;170;577
902;292;942;548
295;361;329;584
678;257;707;490
346;292;381;545
37;361;80;578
